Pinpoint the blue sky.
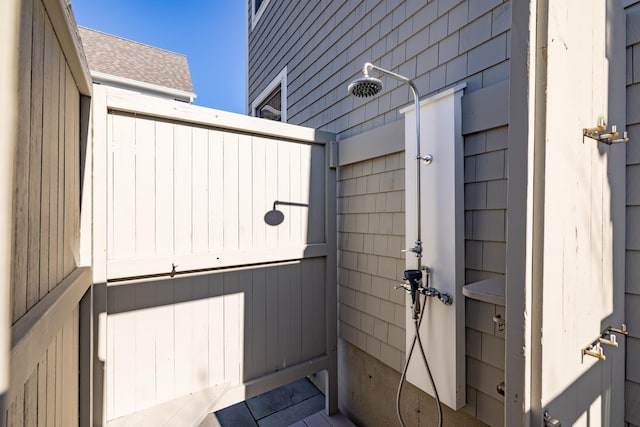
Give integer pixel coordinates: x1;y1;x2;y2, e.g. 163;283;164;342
71;0;246;114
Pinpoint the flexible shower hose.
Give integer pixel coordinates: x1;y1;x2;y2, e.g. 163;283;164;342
396;293;443;427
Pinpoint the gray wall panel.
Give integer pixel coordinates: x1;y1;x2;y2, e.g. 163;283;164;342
627;9;640;424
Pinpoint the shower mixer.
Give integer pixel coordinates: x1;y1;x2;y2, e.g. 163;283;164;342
396;268;453;319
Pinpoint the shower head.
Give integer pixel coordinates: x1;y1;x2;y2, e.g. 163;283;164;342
347;74;383;98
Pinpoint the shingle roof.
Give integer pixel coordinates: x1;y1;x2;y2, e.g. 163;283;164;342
78;26;194;94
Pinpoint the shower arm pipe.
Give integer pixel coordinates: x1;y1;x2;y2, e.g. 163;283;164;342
363;63;423;263
272;200;309;210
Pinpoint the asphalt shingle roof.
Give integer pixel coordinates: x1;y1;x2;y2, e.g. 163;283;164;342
78;26;194;94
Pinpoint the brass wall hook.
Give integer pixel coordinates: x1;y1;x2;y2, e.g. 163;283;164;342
583;120;628;145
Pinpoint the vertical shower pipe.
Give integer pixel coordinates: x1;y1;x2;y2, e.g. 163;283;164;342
351;63;444;427
365;64;423;265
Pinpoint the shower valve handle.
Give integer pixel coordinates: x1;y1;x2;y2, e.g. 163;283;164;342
394;283;411;293
401;241;423;257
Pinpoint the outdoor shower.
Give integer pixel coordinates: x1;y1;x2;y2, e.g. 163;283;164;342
348;62;452;427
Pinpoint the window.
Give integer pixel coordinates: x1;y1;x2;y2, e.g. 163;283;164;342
252;67;287;122
256;86;282;121
251;0;272;29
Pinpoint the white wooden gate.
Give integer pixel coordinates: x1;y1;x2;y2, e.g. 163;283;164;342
92;87;337;425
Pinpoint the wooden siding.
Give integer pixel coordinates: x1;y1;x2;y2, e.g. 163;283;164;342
105;260;326;420
13;0;80;323
94;88;337;423
106;111;326;280
7;0;90;424
7;307;80;427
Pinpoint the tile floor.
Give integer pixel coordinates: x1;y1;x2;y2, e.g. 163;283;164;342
214;378;326;427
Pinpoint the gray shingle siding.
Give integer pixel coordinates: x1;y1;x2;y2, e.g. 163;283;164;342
249;0;510;423
338;153;407;371
248;0;510;136
626;6;640;426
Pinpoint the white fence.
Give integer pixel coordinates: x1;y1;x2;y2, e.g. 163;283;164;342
92;86;337;424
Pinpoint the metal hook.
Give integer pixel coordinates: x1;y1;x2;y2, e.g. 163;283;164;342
170;263;177;278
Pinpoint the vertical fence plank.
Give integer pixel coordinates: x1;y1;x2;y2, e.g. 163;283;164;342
289;144;302;244
289;261;302;365
238;135;253;250
106;287;114;419
39;16;56;300
238;270;253;380
312;258;326;356
251;268;267;378
191;275;209;389
300;259;314;361
7;385;25;427
173;124;192;256
208;130;224;253
265;266;279;373
56;57;65;285
106;113;114;262
208;274;225;387
36;353;46;426
47;24;60;294
191;128;208;254
54;328;62;427
252;138;267;249
264;140;279;247
174;276;194;395
154;121;173;258
23;368;37;427
63;63;77;277
71;307;80;427
223;271;241;384
154;280;175;403
27;0;44;310
110;114;136;261
277;142;291;244
12;0;33;322
45;338;55;425
191;127;208;254
299;144;311;243
134;282;156;411
58;315;74;426
223;134;239;251
134;117;156;257
277;264;291;367
71;72;80;278
111;286;136;418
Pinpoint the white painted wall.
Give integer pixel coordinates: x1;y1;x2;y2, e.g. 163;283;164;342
402;85;466;410
533;1;626;425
